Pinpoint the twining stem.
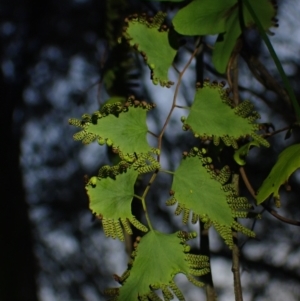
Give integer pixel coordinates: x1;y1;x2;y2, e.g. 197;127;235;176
262;125;290;138
134;193;153;230
134;194;143;200
140;41;204;228
157;38;203;157
239;167;300;226
243;0;300;122
141;196;153;231
140;171;159;231
147;130;158;138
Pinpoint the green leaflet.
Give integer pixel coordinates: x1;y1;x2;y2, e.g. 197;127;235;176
123;12;177;87
213;0;277;73
181;80;269;149
243;0;276;29
256;144;300;206
104;230;210;301
168;149;255;247
212;10;241;74
69;98;156;156
86;168;148;241
173;0;232;35
233;141;261;166
173;0;276;73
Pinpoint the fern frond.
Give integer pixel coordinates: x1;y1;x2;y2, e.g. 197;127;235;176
168;148;257;248
181;80;270;149
105;230;209;301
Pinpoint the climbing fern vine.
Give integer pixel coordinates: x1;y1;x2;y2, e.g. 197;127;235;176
69;0;300;300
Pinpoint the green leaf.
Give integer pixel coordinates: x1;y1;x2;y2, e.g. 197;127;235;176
173;156;232;225
233;140;261;166
69;102;155;155
173;0;232;35
88;108;151;154
212;12;241;73
256;144;300;205
243;0;276;29
168;148;256;247
181;81;269;149
104;230;210;301
86;168;148;241
173;0;276;73
123;12;177;87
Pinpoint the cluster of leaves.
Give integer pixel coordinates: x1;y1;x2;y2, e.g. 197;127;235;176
69;0;300;300
173;0;277;73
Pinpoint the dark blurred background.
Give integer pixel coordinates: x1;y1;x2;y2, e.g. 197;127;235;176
1;0;300;300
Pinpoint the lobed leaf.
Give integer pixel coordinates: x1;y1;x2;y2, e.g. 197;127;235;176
256;144;300;206
181;80;269;149
86;168;148;241
168;148;256;247
104;230;209;301
69;98;156;156
173;0;232;35
122;12;177;87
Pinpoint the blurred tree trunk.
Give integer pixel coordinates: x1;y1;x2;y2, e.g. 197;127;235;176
0;74;38;300
0;0;39;298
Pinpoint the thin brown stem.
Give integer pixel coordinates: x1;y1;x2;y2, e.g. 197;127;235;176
158;40;203;160
239;167;256;198
142;171;158;200
262;203;300;226
227;39;242;107
140;171;160;231
239;167;300;226
140;41;203;231
172;63;180;74
147;130;158;138
262;126;290;138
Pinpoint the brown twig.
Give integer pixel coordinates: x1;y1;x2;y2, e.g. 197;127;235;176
140;40;204;228
262;125;290;138
157;38;203;160
239;167;300;226
147;130;158;138
172;62;180;74
227;38;242;107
